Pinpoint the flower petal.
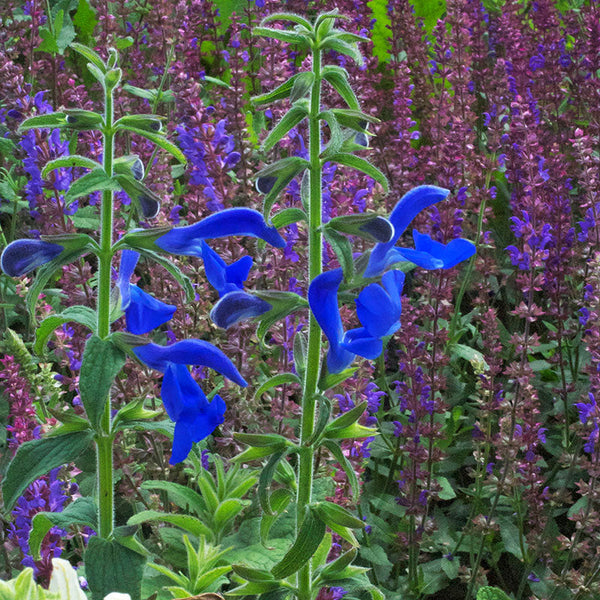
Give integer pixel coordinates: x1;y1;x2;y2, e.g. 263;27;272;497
308;269;355;374
210;290;271;329
1;239;64;277
201;241;253;297
125;285;176;334
397;230;477;269
364;185;449;277
117;250;140;310
156;207;286;255
341;328;383;359
134;339;247;387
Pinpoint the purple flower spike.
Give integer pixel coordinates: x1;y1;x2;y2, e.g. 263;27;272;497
308;269;355;374
364;185;449;277
393;231;476;270
210;290;271;329
117;250;176;335
162;363;226;464
156;208;286;256
201;241;253;297
134;339;247;387
1;239;64;277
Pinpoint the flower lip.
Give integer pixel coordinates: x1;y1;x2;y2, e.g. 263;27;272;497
155;207;286;255
210;290;272;329
133;339;248;387
1;239;64;277
201;241;253;297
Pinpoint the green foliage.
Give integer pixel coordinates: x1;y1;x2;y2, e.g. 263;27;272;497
0;569;60;600
149;536;231;598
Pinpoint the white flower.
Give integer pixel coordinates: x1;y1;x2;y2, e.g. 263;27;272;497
48;558;87;600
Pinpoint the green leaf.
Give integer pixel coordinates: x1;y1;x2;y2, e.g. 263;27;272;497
271;208;307;229
34;305;97;354
70;42;106;72
476;587;512;600
18;113;67;132
233;446;283;463
228;581;284;596
319;37;363;65
331;108;380;130
260;12;312;29
79;335;126;429
319;367;357;392
324;422;377;440
127;510;212;538
305;394;332;446
3;431;94;511
232;564;276;582
259;450;289;515
322;440;359;499
497;516;527;560
85;536;146;600
313;501;365;529
271;507;326;579
73;0;97;42
326;214;394;244
30;497;97;560
214;498;247;529
319;547;358;579
326;401;367;433
253;26;311;46
252;77;297;106
261;104;309;152
290;71;315;103
326;152;388;191
255;291;308;345
141;480;205;515
63;109;104;131
255;373;302;399
117;126;186;165
324;228;354;280
322;66;360;110
260;488;293;548
256;156;310;218
42;154;102;177
234;432;290;448
65;168;120;204
435;476;456;500
114;114;165;133
122;84;175;103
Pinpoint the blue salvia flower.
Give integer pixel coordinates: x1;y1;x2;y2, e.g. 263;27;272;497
117;250;176;334
364;185;450;277
200;241;253;297
388;230;476;270
210;290;272;329
1;239;63;277
134;340;247;464
155;207;286;256
308;269;406;374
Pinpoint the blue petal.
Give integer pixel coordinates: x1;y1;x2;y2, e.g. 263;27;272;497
1;239;63;277
364;185;449;277
308;269;355;374
437;238;476;268
201;241;253;297
210;290;271;329
341;328;383;359
125;285;176;334
117;250;140;310
398;231;476;269
161;363;203;422
355;284;395;338
156;208;286;255
134;339;248;387
392;247;445;269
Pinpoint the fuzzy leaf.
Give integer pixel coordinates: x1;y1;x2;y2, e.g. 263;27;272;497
65;168;120;203
326;152;388;191
34;305;97;354
322;66;360;109
42;155;102;177
261;104;309;152
18;113;67;132
254;373;302;399
127;510;212;538
117;126;186;164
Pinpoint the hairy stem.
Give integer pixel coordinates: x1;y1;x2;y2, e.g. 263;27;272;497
297;47;322;600
96;84;115;539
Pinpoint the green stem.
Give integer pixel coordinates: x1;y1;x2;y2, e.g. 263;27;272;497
96;84;115;539
297;47;322;600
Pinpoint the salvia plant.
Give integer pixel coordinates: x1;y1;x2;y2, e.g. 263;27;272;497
0;8;477;600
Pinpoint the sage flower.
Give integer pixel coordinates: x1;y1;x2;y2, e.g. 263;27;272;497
1;239;63;277
201;241;253;297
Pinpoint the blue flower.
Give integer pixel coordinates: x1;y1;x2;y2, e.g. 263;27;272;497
1;239;63;277
210;290;272;329
134;340;247;464
389;230;476;270
155;208;286;256
364;185;450;277
200;241;253;297
117;250;176;334
308;269;405;373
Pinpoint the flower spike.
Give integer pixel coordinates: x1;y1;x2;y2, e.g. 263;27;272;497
155;207;286;256
1;239;64;277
